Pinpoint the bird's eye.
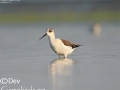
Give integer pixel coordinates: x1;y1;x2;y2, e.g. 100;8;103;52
49;30;53;32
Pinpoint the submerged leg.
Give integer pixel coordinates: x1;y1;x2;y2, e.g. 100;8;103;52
59;55;62;59
64;54;68;59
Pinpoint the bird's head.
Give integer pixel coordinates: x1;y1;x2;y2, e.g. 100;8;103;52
39;28;55;40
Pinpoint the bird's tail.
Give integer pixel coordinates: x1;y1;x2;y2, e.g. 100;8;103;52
72;44;83;48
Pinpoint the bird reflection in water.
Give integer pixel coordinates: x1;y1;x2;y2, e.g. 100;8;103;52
48;58;74;90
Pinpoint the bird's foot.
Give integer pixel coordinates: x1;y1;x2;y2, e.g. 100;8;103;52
59;55;62;59
59;57;62;59
64;57;67;59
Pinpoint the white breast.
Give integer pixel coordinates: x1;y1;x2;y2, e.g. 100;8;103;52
49;38;74;55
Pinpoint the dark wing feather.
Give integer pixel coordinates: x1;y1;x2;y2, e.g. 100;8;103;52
61;39;80;49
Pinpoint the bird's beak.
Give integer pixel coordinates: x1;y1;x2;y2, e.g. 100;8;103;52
39;33;47;41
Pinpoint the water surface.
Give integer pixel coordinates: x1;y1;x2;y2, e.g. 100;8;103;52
0;23;120;90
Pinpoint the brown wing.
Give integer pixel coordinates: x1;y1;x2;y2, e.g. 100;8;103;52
61;39;80;48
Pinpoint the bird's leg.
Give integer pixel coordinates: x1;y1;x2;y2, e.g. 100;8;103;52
64;55;67;59
59;55;62;59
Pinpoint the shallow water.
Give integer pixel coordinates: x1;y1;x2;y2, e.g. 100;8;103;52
0;23;120;90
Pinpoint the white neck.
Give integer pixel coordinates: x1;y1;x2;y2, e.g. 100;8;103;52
48;34;55;43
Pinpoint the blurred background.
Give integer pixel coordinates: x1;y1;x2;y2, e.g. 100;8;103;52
0;0;120;23
0;0;120;90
